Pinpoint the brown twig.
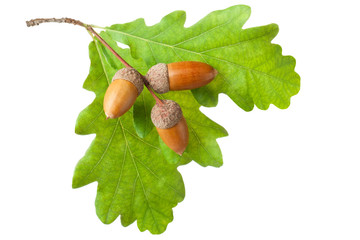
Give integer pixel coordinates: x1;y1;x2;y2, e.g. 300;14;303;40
26;17;85;27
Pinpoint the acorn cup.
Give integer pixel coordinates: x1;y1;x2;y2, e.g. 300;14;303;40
145;61;218;94
151;100;189;155
103;68;144;119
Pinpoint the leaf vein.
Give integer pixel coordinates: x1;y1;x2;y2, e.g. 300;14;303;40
189;125;216;163
79;121;119;184
123;128;160;150
94;41;111;85
172;18;234;47
119;119;160;233
105;144;127;223
199;32;272;53
134;156;184;197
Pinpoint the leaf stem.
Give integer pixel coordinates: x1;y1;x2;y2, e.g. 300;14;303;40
86;26;132;68
26;17;163;105
142;77;163;105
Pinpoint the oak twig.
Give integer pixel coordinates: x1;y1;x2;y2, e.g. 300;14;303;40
26;17;85;27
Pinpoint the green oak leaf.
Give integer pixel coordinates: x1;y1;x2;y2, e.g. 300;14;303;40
73;32;227;233
72;4;300;234
103;4;300;112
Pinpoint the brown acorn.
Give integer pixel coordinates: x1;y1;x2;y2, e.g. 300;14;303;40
151;100;189;155
145;61;218;94
103;68;144;119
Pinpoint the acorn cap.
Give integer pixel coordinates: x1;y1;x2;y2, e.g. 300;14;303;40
145;63;169;94
151;100;183;129
112;68;144;95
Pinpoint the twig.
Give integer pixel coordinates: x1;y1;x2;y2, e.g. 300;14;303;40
26;17;85;27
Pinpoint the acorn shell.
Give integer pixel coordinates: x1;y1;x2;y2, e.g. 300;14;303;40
103;79;138;119
103;68;144;119
156;117;189;155
167;61;217;91
151;100;188;155
112;68;144;95
145;63;169;94
151;100;183;129
145;61;217;94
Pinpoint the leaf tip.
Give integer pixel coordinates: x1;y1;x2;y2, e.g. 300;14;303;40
71;176;81;189
210;159;223;168
226;4;251;18
74;118;85;135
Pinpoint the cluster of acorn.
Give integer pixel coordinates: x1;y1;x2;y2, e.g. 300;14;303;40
103;61;217;155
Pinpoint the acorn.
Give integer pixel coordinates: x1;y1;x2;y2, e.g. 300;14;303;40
151;100;189;155
145;61;218;94
103;68;144;119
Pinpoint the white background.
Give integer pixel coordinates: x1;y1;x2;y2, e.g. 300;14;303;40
1;0;359;239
